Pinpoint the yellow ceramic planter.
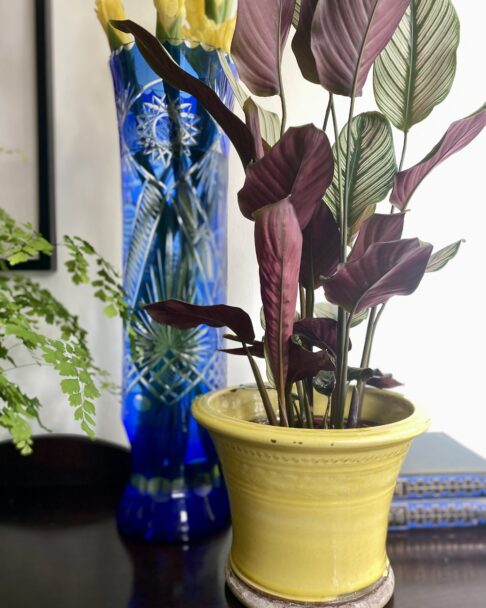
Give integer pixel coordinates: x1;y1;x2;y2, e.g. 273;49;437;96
192;386;430;607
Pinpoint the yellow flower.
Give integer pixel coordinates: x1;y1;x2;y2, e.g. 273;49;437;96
154;0;186;41
95;0;133;51
154;0;236;52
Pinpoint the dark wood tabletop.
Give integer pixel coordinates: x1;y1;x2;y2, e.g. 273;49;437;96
1;436;485;608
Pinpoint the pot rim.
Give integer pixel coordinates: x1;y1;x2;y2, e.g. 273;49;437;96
192;385;431;451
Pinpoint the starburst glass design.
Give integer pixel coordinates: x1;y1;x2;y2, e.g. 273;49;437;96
110;43;233;542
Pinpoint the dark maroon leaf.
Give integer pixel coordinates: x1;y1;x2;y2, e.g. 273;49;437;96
293;317;339;353
311;0;411;96
219;342;265;358
391;104;486;209
291;0;319;84
367;371;403;389
300;202;340;289
287;343;334;383
239;125;334;229
349;213;405;261
145;300;255;344
231;0;295;96
324;238;433;314
255;199;302;404
111;19;256;167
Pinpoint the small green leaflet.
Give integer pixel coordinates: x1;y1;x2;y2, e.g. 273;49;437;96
426;239;464;273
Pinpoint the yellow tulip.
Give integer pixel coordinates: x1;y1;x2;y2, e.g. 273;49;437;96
95;0;133;51
153;0;186;42
154;0;236;52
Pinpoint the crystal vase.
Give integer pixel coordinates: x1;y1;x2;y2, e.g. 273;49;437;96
109;42;232;542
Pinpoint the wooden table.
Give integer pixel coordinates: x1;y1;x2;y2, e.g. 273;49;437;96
1;437;485;607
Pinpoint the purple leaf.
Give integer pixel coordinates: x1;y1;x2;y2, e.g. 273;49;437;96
232;0;295;96
293;317;339;354
239;124;334;229
349;213;405;261
391;104;486;209
367;371;403;389
311;0;411;97
287;343;334;383
145;300;255;344
291;0;319;84
324;238;433;313
300;202;340;289
220;342;265;358
255;199;302;406
111;19;256;167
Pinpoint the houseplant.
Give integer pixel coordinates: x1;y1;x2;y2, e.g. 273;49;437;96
96;0;238;542
0;203;130;454
113;1;486;606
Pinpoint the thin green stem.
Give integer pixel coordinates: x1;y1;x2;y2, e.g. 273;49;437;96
347;306;377;428
353;303;387;425
391;130;409;214
244;344;278;426
331;85;357;427
323;94;333;131
299;285;306;320
305;288;314;319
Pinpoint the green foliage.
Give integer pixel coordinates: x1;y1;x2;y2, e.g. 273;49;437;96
0;208;133;453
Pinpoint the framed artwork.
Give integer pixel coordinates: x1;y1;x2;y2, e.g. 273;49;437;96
0;0;55;270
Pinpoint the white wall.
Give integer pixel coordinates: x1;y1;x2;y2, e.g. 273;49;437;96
2;1;485;456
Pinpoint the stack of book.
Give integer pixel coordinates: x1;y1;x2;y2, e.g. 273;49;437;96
389;432;486;531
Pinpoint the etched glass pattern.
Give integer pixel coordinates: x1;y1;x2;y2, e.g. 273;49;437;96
110;43;231;541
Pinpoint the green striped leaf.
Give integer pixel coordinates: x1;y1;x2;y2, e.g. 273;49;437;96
217;50;281;146
426;239;464;273
324;112;396;238
292;0;301;27
373;0;460;132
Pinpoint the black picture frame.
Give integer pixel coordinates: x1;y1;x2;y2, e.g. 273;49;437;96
13;0;56;271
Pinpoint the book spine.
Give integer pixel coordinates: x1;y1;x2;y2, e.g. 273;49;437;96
394;473;486;499
389;498;486;531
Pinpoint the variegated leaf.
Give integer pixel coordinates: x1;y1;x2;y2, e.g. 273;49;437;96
313;302;369;328
292;0;301;27
426;239;464;273
374;0;459;132
324;112;396;237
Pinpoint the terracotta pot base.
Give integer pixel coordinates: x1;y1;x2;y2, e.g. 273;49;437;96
225;562;395;608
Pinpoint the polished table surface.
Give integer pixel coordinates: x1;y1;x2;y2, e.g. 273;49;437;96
1;437;485;608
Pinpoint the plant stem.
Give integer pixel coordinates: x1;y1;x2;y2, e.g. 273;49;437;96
391;130;409;214
244;344;278;426
299;285;306;320
297;380;313;429
352;303;386;426
305;288;314;319
331;86;357;427
323;94;333;131
347;306;377;428
277;2;287;136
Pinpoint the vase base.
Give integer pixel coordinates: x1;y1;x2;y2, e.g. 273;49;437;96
225;562;395;608
117;481;230;543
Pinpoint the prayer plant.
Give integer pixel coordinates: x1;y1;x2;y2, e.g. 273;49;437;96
113;0;485;430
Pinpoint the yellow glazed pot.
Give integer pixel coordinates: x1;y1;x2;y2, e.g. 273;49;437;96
192;386;430;607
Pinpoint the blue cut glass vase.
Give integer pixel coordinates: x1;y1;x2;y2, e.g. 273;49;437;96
110;42;232;542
